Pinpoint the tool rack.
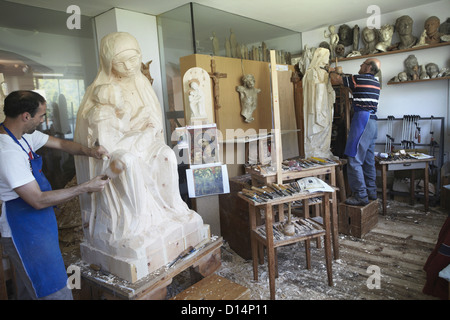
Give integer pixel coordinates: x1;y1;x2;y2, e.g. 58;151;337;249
375;116;444;202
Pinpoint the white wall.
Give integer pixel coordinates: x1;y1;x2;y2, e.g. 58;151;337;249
302;0;450;159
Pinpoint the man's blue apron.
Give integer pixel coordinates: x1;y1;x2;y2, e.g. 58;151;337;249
344;111;370;157
1;124;68;298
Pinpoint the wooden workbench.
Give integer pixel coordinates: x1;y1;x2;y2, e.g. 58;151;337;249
68;237;223;300
376;157;435;215
245;160;343;260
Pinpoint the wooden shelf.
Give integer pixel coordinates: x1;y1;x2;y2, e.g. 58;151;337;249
337;41;450;62
387;76;450;85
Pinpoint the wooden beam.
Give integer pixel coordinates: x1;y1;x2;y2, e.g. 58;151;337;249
269;50;283;184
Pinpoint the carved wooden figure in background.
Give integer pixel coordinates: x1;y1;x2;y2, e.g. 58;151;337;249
236;74;261;123
74;32;206;281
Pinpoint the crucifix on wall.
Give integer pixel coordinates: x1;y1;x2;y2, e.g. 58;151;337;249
208;59;227;123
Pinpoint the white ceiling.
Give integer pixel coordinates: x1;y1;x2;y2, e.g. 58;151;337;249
5;0;443;32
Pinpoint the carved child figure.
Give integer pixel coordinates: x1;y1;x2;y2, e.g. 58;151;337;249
188;78;207;119
236;74;261;123
324;25;339;59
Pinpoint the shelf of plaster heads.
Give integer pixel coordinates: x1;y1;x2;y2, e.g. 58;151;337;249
387;76;450;85
336;41;450;63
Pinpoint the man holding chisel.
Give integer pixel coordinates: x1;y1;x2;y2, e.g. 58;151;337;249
330;58;381;206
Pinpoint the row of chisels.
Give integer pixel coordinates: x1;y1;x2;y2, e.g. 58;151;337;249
240;182;303;203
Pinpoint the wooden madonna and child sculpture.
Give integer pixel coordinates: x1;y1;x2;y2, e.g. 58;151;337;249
74;32;209;282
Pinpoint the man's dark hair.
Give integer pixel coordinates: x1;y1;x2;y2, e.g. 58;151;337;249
3;90;46;118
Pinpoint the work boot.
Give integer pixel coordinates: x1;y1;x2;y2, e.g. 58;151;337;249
345;196;369;206
368;193;378;200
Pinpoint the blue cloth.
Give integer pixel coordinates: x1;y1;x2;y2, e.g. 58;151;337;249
2;124;68;298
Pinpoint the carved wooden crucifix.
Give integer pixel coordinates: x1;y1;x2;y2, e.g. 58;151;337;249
208;59;227;112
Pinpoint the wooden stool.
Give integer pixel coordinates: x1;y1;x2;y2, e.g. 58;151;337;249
171;273;250;300
240;190;333;300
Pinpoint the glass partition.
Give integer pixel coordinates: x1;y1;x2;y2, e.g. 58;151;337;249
0;0;97;189
157;2;302;144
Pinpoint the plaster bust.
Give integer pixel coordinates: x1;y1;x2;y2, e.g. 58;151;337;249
424;16;443;44
394;15;417;50
375;24;394;52
404;54;419;80
360;27;378;55
425;63;439;78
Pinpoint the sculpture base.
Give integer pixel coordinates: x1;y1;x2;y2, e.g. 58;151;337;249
80;224;211;283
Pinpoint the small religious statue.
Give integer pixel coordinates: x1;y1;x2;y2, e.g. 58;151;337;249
230;29;238;58
225;37;231;57
375;24;394;52
212;32;219;56
404;55;420;80
360;27;378;55
424;16;443;45
188;78;207;119
324;25;339;59
236;74;261;123
393;15;417;50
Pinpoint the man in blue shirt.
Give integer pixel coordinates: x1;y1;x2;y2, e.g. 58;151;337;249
330;58;381;206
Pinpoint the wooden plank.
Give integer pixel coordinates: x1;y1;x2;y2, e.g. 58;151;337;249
270;50;283;185
277;69;299;159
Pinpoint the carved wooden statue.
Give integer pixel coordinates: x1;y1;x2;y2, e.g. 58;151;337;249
74;32;207;282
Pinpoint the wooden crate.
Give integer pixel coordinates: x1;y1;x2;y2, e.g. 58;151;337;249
171;273;250;300
338;200;379;238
